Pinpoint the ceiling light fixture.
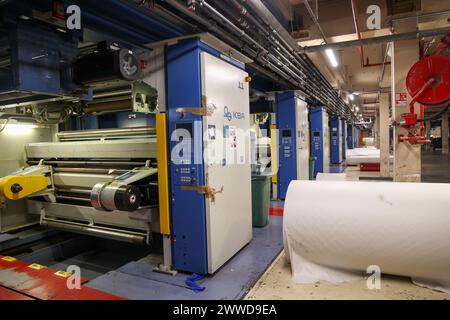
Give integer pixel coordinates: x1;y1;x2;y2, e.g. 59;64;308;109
325;49;339;68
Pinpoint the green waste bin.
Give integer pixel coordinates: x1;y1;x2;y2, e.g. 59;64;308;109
309;157;316;180
251;174;271;227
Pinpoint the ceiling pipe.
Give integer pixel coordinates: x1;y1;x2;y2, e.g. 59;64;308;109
303;0;328;43
162;0;245;49
376;42;392;102
201;0;308;86
200;0;310;89
205;0;345;116
207;0;308;85
162;0;355;121
241;0;355;120
124;0;198;33
389;9;450;24
228;0;270;37
350;0;391;68
359;88;391;94
302;26;450;53
350;0;364;68
161;0;298;88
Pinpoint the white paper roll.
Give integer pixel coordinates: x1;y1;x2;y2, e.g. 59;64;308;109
284;181;450;293
316;173;348;181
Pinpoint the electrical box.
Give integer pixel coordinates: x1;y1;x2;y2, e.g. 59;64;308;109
310;107;330;178
276;91;309;200
166;37;252;275
0;22;86;105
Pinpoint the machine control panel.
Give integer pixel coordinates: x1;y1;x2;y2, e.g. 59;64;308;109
171;122;202;187
281;129;293;159
313;130;321;152
331;130;339;147
175;166;197;185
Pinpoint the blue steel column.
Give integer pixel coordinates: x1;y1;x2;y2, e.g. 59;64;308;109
342;119;346;160
330;116;342;164
276;91;298;200
310;107;326;178
347;124;354;149
166;39;208;275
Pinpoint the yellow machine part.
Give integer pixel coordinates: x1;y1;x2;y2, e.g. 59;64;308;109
270;124;278;184
0;176;48;200
156;113;171;235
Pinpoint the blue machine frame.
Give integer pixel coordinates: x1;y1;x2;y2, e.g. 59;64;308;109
347;124;354;149
310;107;326;178
276;91;298;200
330;116;342;164
341;119;346;160
0;22;87;104
166;38;246;275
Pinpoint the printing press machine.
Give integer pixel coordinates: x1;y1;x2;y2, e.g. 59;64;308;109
0;126;161;244
0;7;253;274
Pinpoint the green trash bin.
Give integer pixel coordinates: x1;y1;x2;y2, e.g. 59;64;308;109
309;157;316;180
251;174;271;227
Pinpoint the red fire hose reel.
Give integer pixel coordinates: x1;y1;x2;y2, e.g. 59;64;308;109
400;54;450;145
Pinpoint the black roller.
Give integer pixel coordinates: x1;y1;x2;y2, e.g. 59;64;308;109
72;48;140;85
113;185;142;212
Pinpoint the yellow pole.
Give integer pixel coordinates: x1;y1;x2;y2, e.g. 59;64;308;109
156;113;171;235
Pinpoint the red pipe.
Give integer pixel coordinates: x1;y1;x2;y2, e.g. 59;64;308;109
350;0;364;67
420;104;425;137
363;60;391;67
350;0;391;68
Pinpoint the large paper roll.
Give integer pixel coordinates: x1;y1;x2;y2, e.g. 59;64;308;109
284;181;450;293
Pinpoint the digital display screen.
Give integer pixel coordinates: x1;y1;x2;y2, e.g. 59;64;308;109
282;130;292;138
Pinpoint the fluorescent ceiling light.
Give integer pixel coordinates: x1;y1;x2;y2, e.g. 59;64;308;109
0;119;40;134
325;49;338;68
2;123;37;135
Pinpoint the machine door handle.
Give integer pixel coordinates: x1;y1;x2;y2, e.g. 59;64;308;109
181;185;224;203
176;96;216;117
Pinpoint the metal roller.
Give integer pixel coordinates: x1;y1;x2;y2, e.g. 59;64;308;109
91;182;142;212
27;160;147;167
57;126;155;141
40;218;147;244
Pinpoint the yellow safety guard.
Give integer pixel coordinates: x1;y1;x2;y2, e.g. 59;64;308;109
0;176;48;200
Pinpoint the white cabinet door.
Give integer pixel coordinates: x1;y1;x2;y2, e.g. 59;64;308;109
295;98;310;180
201;52;253;274
323;112;330;173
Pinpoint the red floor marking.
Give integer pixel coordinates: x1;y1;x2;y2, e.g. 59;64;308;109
0;286;34;300
0;255;125;300
48;286;126;300
360;163;381;171
269;207;284;216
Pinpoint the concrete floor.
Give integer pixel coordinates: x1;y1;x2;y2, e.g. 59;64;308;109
246;149;450;300
422;149;450;183
245;252;449;300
